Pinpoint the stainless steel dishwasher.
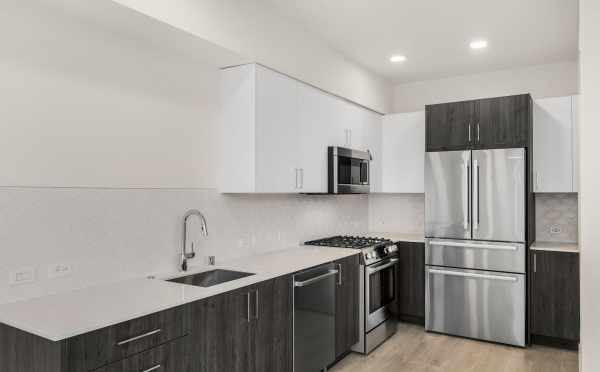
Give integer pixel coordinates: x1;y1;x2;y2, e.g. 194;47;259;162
293;263;338;372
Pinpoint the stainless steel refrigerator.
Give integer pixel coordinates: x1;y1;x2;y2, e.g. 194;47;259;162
424;148;527;347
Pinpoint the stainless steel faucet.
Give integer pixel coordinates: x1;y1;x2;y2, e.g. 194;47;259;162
181;209;208;271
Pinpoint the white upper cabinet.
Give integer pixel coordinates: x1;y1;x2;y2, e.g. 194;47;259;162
380;112;425;193
220;63;381;193
533;96;577;193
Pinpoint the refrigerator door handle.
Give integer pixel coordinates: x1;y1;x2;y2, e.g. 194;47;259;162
464;161;470;230
473;159;479;230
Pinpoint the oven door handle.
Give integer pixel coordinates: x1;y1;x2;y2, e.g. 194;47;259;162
367;258;399;274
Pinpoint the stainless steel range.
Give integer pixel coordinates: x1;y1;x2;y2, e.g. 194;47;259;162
304;236;399;354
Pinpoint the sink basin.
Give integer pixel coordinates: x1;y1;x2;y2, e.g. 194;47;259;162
167;269;255;287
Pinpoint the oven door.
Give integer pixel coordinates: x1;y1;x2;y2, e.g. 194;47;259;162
365;257;399;331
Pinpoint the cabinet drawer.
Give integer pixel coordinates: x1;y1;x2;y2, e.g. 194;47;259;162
96;336;191;372
65;305;191;372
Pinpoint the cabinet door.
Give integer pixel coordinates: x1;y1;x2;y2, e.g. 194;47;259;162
531;251;580;341
297;83;329;192
397;242;425;323
334;254;360;358
254;65;299;193
381;112;425;193
475;94;531;149
250;276;293;372
426;101;474;151
533;96;573;192
191;288;250;372
572;95;579;192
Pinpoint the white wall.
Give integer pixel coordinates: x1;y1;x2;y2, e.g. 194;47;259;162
0;2;219;188
392;61;578;112
111;0;392;113
579;0;600;370
0;3;371;305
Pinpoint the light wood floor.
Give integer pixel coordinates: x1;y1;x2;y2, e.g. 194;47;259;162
331;323;579;372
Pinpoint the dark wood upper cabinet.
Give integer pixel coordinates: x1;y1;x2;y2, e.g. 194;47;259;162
334;254;360;358
396;242;425;324
530;250;580;345
426;94;532;151
475;94;531;149
426;101;475;151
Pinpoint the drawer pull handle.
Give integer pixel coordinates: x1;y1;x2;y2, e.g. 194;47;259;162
116;329;161;346
141;365;161;372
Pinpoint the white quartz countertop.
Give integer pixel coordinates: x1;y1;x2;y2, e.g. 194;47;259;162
368;232;424;243
530;241;579;253
0;246;359;342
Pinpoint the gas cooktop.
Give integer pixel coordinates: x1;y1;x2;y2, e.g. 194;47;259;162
304;235;393;249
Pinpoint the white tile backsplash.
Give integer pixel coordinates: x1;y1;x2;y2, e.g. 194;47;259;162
0;188;367;304
368;194;425;234
535;193;578;243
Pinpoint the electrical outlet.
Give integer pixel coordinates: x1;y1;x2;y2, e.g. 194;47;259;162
9;267;36;285
48;264;73;279
550;225;562;235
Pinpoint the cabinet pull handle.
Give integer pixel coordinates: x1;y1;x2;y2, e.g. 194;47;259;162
535;172;541;191
533;254;537;273
477;122;480;142
300;168;304;189
255;289;259;320
141;365;161;372
337;263;342;286
468;123;472;142
116;329;161;346
247;292;251;323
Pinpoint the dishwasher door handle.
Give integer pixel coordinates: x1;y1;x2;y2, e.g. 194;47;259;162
294;269;339;287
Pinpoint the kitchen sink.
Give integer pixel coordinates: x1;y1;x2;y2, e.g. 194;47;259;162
167;269;255;287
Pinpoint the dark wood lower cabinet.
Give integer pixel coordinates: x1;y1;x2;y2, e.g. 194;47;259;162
334;254;360;358
250;275;293;372
530;250;580;348
396;242;425;324
191;275;293;372
96;336;191;372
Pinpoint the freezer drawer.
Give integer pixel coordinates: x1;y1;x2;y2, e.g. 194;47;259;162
425;266;526;347
425;238;526;273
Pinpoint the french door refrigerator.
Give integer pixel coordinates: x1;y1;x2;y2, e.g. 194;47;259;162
424;148;527;347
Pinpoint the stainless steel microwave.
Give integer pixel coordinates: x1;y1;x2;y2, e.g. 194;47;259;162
328;146;371;194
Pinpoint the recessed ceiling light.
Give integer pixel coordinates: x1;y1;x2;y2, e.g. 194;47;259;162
470;40;488;49
389;55;406;63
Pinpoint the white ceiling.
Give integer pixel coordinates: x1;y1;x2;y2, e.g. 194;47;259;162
262;0;578;83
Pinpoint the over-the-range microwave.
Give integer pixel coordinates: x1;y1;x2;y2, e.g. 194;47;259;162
328;146;371;194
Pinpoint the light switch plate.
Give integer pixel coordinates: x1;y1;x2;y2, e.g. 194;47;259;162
9;267;36;285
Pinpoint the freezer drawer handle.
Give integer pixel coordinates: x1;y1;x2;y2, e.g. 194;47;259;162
428;269;518;282
429;240;518;251
294;269;339;287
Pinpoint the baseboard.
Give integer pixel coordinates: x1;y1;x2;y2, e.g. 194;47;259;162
397;314;425;325
531;334;579;350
